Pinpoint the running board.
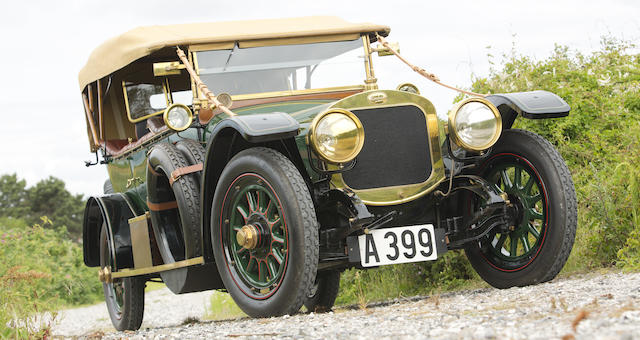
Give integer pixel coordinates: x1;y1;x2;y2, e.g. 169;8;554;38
98;257;204;282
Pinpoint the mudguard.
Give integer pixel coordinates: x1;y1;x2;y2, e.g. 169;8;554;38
486;90;571;128
82;193;139;269
208;112;300;143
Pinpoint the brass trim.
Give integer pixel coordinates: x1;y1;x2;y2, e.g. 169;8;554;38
129;212;153;269
238;33;360;48
153;61;185;76
110;256;205;279
163;103;194;132
328;90;446;206
447;97;502;152
122;80;168;123
237;225;259;249
227;85;366;101
308;108;365;163
362;35;378;90
128;213;149;223
396;83;420;95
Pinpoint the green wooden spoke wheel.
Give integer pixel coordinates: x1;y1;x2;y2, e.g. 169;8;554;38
211;147;319;317
465;129;577;288
225;178;289;296
485;162;546;267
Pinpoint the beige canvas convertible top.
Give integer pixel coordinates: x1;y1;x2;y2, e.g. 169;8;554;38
78;16;390;90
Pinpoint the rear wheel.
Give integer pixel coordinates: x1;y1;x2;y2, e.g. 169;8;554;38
211;147;319;317
100;226;144;331
465;129;577;288
304;271;341;312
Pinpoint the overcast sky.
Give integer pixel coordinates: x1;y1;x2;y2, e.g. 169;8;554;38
0;0;638;197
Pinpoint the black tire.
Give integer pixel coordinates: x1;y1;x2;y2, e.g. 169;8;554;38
465;129;577;288
103;179;114;194
211;147;319;317
100;225;144;331
175;139;206;185
304;271;341;312
146;143;202;263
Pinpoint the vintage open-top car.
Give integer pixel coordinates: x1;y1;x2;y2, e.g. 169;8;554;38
79;16;577;330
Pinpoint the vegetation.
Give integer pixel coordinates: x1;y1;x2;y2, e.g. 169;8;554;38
0;174;85;239
0;217;102;338
472;37;640;271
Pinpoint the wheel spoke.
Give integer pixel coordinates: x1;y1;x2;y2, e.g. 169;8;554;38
530;193;542;204
496;233;507;250
514;167;522;189
270;217;281;230
528;223;541;239
263;200;272;216
529;208;544;220
521;235;530;252
510;235;518;256
523;176;535;194
258;261;266;282
236;206;249;223
272;234;285;244
246;192;257;213
256;191;266;213
255;190;261;212
500;170;513;189
267;258;278;278
271;248;284;264
246;256;257;272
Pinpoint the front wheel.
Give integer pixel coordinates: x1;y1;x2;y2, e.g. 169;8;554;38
211;147;319;317
465;129;577;288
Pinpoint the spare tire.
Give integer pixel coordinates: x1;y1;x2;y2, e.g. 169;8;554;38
175;139;206;186
146;143;201;263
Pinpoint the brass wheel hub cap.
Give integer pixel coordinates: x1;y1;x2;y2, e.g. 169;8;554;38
236;224;259;249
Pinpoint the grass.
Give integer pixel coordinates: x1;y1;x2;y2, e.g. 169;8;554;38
203;291;246;321
145;281;166;292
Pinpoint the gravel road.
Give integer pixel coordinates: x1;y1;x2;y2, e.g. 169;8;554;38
54;271;640;339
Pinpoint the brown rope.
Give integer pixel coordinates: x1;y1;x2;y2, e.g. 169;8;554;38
375;34;486;98
175;47;236;117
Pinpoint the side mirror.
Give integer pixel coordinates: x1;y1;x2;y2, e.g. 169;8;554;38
153;61;186;76
375;42;400;57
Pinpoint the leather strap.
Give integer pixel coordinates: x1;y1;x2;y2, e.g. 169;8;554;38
169;163;203;186
147;200;178;211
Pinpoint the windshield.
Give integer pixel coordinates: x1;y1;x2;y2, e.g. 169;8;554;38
195;39;365;96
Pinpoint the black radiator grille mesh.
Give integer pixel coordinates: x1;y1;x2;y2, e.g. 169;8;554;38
342;105;432;190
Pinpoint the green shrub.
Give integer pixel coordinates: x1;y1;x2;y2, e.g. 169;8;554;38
0;217;103;338
471;36;640;270
336;251;477;306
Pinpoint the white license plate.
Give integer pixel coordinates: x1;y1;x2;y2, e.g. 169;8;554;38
358;224;437;267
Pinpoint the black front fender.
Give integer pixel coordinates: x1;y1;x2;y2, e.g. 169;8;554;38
486;90;571;128
208;112;300;143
